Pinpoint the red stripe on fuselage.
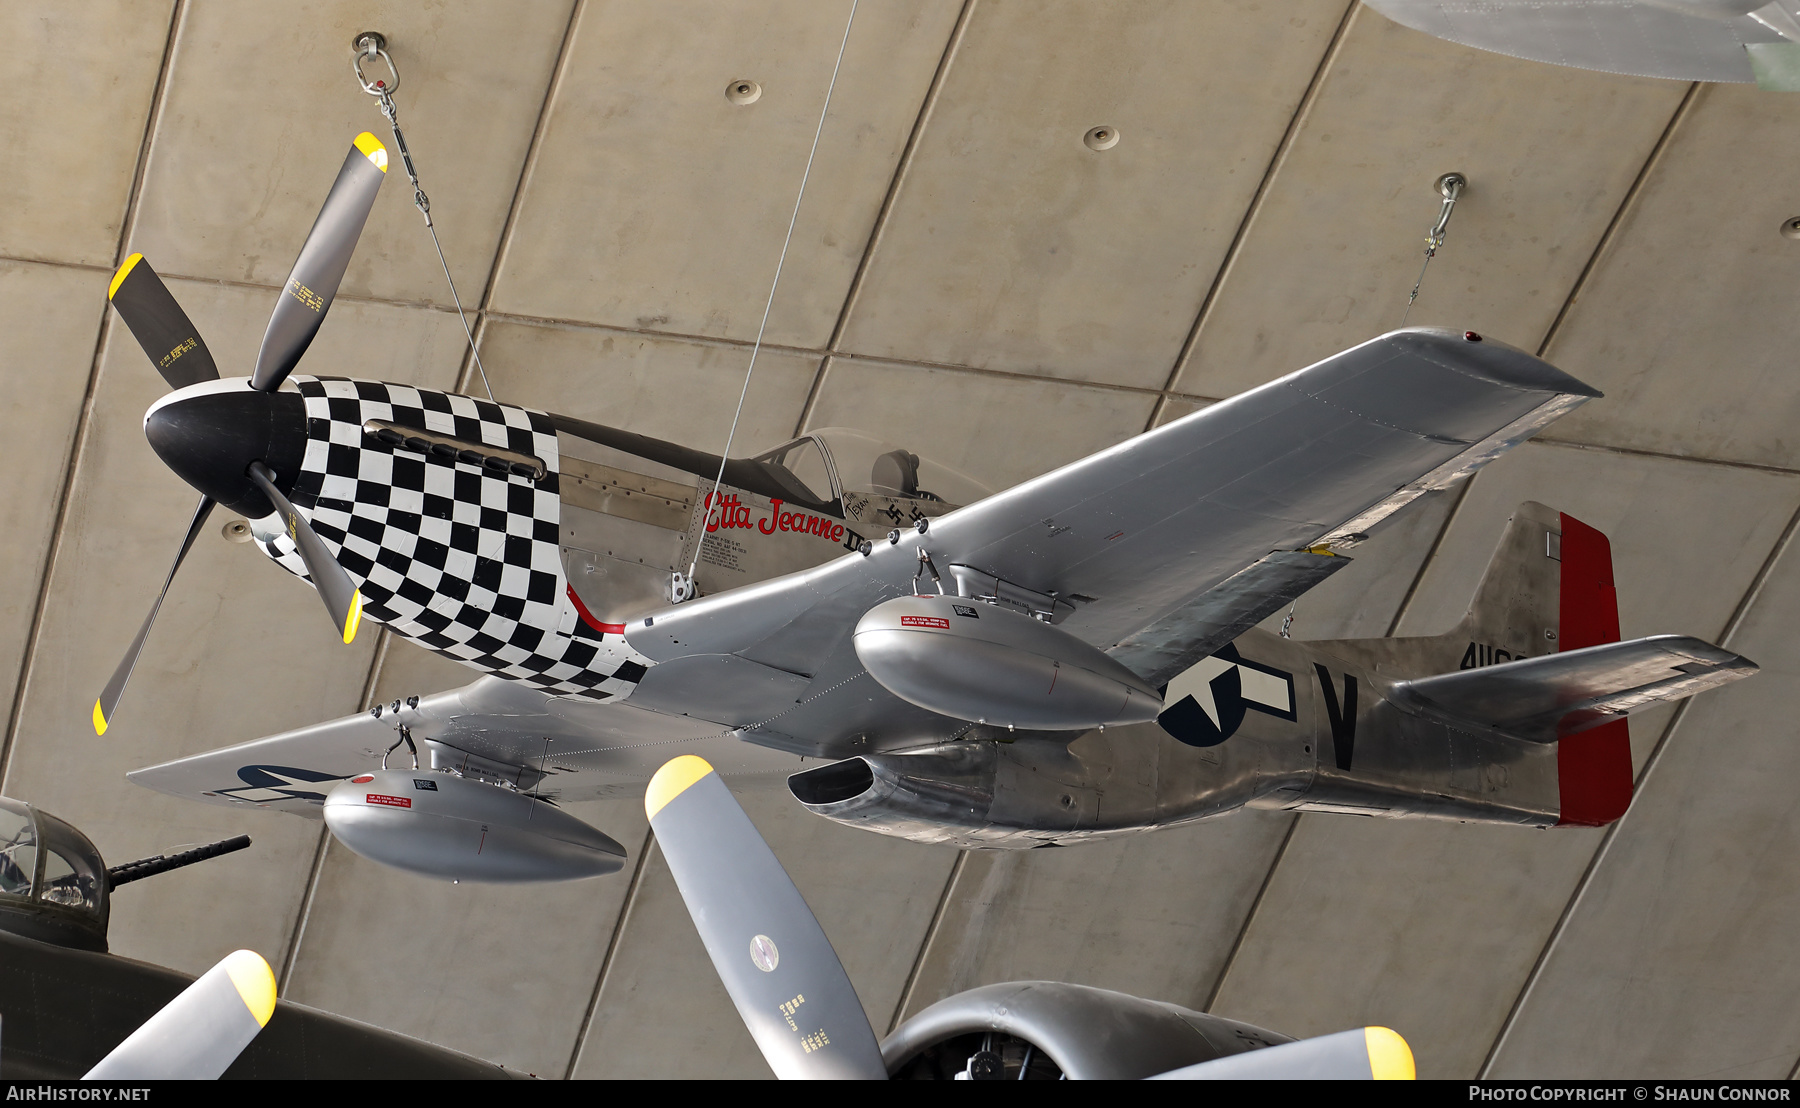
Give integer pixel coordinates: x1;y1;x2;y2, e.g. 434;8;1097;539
1555;512;1632;827
565;584;626;636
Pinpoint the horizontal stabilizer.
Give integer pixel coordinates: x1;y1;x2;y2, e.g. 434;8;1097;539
1390;635;1756;744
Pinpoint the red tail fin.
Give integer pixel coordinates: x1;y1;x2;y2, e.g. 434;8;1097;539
1555;513;1632;826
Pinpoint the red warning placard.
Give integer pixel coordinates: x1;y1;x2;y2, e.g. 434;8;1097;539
900;615;950;629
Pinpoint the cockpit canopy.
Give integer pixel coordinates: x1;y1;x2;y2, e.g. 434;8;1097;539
0;796;109;950
753;428;993;512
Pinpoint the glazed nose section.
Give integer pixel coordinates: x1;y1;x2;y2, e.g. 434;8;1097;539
143;381;309;517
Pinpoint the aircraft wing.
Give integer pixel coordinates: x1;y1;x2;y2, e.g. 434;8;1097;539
1388;634;1758;743
126;675;808;814
627;329;1600;702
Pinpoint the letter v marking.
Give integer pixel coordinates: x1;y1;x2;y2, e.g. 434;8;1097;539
1314;664;1357;771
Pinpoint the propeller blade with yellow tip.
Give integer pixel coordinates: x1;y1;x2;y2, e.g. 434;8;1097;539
250;132;389;393
83;949;277;1079
1147;1026;1416;1080
246;462;363;644
93;494;215;735
646;755;887;1080
106;254;219;390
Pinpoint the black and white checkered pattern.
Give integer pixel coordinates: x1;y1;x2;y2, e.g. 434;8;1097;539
255;376;652;700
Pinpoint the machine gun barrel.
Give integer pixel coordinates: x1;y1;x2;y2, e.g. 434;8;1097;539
106;835;250;890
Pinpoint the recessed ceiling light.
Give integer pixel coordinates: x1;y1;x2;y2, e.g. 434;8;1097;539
726;79;762;105
1084;125;1120;151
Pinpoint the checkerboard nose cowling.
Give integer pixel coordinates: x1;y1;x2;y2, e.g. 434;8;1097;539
144;384;308;518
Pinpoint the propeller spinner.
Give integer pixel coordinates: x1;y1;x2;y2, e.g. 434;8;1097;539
92;132;390;735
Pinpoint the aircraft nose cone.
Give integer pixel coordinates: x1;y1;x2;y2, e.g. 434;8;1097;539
144;381;308;517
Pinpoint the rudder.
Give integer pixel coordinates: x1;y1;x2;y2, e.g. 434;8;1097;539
1456;502;1632;825
1554;513;1632;826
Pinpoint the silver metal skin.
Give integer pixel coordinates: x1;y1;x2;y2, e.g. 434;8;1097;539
881;982;1291;1080
132;330;1670;874
84;951;271;1080
1149;1027;1385;1080
1391;634;1754;743
791;502;1756;847
853;595;1162;730
1366;0;1798;83
648;761;886;1079
322;770;625;883
652;754;1399;1081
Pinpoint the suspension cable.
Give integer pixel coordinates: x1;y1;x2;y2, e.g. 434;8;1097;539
353;37;497;403
683;0;861;594
1401;172;1467;327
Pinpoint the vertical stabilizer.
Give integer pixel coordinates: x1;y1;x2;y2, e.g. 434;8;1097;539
1455;501;1563;665
1457;503;1632;825
1306;501;1634;826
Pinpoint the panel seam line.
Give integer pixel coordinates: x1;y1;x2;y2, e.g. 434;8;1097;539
0;0;186;787
565;825;657;1078
1479;493;1800;1076
1143;0;1358;433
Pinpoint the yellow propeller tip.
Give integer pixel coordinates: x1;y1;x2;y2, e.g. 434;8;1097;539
646;755;715;820
342;591;363;645
353;132;388;173
91;700;108;736
222;949;277;1027
1365;1026;1415;1080
108;254;143;300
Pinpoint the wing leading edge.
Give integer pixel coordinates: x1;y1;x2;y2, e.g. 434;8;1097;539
628;329;1599;692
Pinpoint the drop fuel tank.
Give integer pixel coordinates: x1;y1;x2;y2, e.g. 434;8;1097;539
323;770;626;883
853;595;1162;730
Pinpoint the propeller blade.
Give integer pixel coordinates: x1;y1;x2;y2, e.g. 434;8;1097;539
93;494;215;735
245;462;362;644
1148;1026;1415;1080
83;949;276;1080
106;254;219;389
249;132;388;392
646;756;886;1080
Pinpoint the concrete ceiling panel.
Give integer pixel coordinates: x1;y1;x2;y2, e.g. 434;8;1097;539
129;0;571;305
1211;443;1797;1076
1213;815;1602;1078
0;280;470;976
285;811;645;1077
1486;534;1800;1079
1396;441;1796;768
895;810;1293;1024
1252;484;1460;641
1541;83;1800;470
836;0;1352;389
475;319;819;457
281;634;647;1075
803;358;1155;492
490;0;962;348
572;786;957;1078
568;843;763;1078
0;262;114;732
0;1;172;267
1171;7;1686;401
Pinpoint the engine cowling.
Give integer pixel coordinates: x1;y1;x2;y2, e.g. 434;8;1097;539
853;596;1161;730
883;981;1293;1079
323;770;626;883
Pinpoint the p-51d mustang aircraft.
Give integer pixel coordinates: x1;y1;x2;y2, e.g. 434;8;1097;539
106;132;1753;881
